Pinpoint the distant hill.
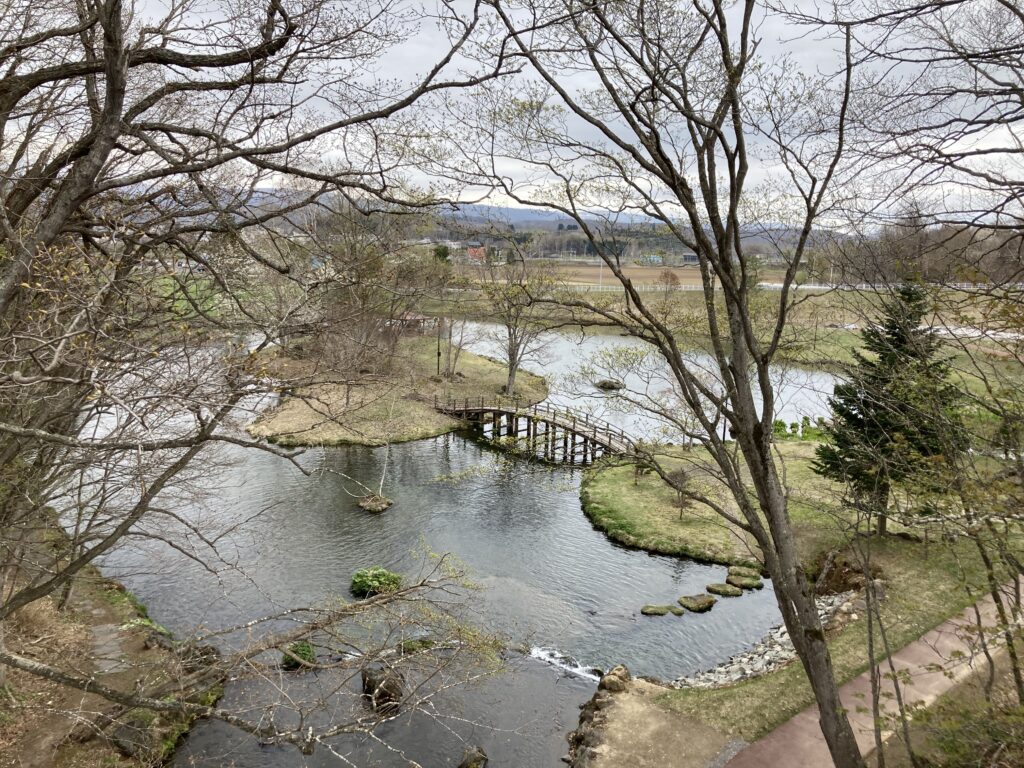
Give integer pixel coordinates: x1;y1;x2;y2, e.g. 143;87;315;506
439;202;834;249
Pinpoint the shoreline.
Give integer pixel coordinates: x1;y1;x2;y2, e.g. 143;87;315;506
0;530;224;767
248;339;549;448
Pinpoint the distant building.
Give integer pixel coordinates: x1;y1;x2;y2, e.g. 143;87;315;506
465;246;487;263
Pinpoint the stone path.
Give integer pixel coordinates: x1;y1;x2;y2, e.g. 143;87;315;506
724;581;1020;768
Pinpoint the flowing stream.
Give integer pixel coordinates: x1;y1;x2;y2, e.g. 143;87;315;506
98;329;836;767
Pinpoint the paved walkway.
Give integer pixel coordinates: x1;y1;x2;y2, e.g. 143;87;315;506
725;580;1020;768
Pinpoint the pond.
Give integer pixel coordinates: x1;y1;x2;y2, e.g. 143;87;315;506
100;329;837;766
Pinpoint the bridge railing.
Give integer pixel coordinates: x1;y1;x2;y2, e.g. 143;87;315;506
433;394;637;452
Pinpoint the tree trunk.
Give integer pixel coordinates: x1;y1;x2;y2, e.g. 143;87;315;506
772;571;866;768
745;433;867;768
875;481;889;536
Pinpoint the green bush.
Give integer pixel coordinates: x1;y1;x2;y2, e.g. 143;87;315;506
772;419;789;438
350;567;403;598
281;640;316;670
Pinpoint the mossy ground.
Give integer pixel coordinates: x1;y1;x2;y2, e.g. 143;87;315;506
249;336;547;447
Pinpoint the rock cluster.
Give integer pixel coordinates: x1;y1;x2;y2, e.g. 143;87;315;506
566;666;631;766
671;591;856;689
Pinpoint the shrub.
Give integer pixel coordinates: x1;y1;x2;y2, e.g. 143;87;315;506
915;700;1024;767
350;567;403;598
281;640;316;670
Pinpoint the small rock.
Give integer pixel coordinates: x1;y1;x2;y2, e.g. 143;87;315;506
727;565;763;580
598;673;628;693
598;665;630;693
640;604;672;616
358;494;393;513
726;574;764;591
143;629;175;651
594;379;624;391
458;745;488;768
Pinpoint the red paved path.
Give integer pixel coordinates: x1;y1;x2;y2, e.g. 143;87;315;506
724;581;1018;768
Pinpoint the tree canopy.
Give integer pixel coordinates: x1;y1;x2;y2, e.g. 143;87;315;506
814;285;965;531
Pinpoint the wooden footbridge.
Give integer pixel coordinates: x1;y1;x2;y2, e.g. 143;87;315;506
434;395;636;464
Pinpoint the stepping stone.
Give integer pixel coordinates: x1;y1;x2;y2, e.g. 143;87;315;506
678;594;717;613
728;565;763;580
727;574;764;590
706;582;743;597
640;604;683;616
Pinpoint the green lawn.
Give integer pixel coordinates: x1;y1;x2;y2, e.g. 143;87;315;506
658;536;999;740
581;441;849;571
582;439;1019;742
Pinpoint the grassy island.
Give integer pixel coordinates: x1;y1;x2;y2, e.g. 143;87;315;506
248;336;548;447
581;441;847;572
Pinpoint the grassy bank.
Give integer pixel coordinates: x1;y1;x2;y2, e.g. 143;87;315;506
580;441;848;572
581;440;1018;742
249;335;548;447
657;536;998;740
0;528;223;766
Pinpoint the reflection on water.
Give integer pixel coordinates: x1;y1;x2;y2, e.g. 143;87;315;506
465;324;836;439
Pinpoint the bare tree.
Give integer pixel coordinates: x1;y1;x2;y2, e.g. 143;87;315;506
477;258;557;395
0;0;515;757
427;0;867;763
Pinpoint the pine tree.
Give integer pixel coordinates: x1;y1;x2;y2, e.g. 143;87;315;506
813;285;964;534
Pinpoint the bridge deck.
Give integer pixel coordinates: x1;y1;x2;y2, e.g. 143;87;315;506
434;395;636;455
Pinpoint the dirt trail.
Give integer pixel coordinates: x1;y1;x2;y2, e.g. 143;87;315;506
572;669;746;768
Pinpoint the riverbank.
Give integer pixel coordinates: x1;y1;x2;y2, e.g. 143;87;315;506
0;541;223;767
580;441;847;572
578;440;1022;750
248;335;548;446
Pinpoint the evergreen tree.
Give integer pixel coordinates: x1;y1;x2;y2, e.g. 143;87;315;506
813;285;964;534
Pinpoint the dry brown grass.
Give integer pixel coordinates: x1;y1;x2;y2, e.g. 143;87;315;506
249;335;548;447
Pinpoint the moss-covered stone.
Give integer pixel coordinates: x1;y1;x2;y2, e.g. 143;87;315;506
350;567;403;598
706;582;743;597
678;594;717;612
358;494;393;513
669;605;685;616
398;637;435;655
726;574;764;590
640;604;673;616
281;640;316;670
728;565;763;580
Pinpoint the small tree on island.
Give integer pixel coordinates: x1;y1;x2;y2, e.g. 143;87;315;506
478;259;557;395
813;285;964;534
